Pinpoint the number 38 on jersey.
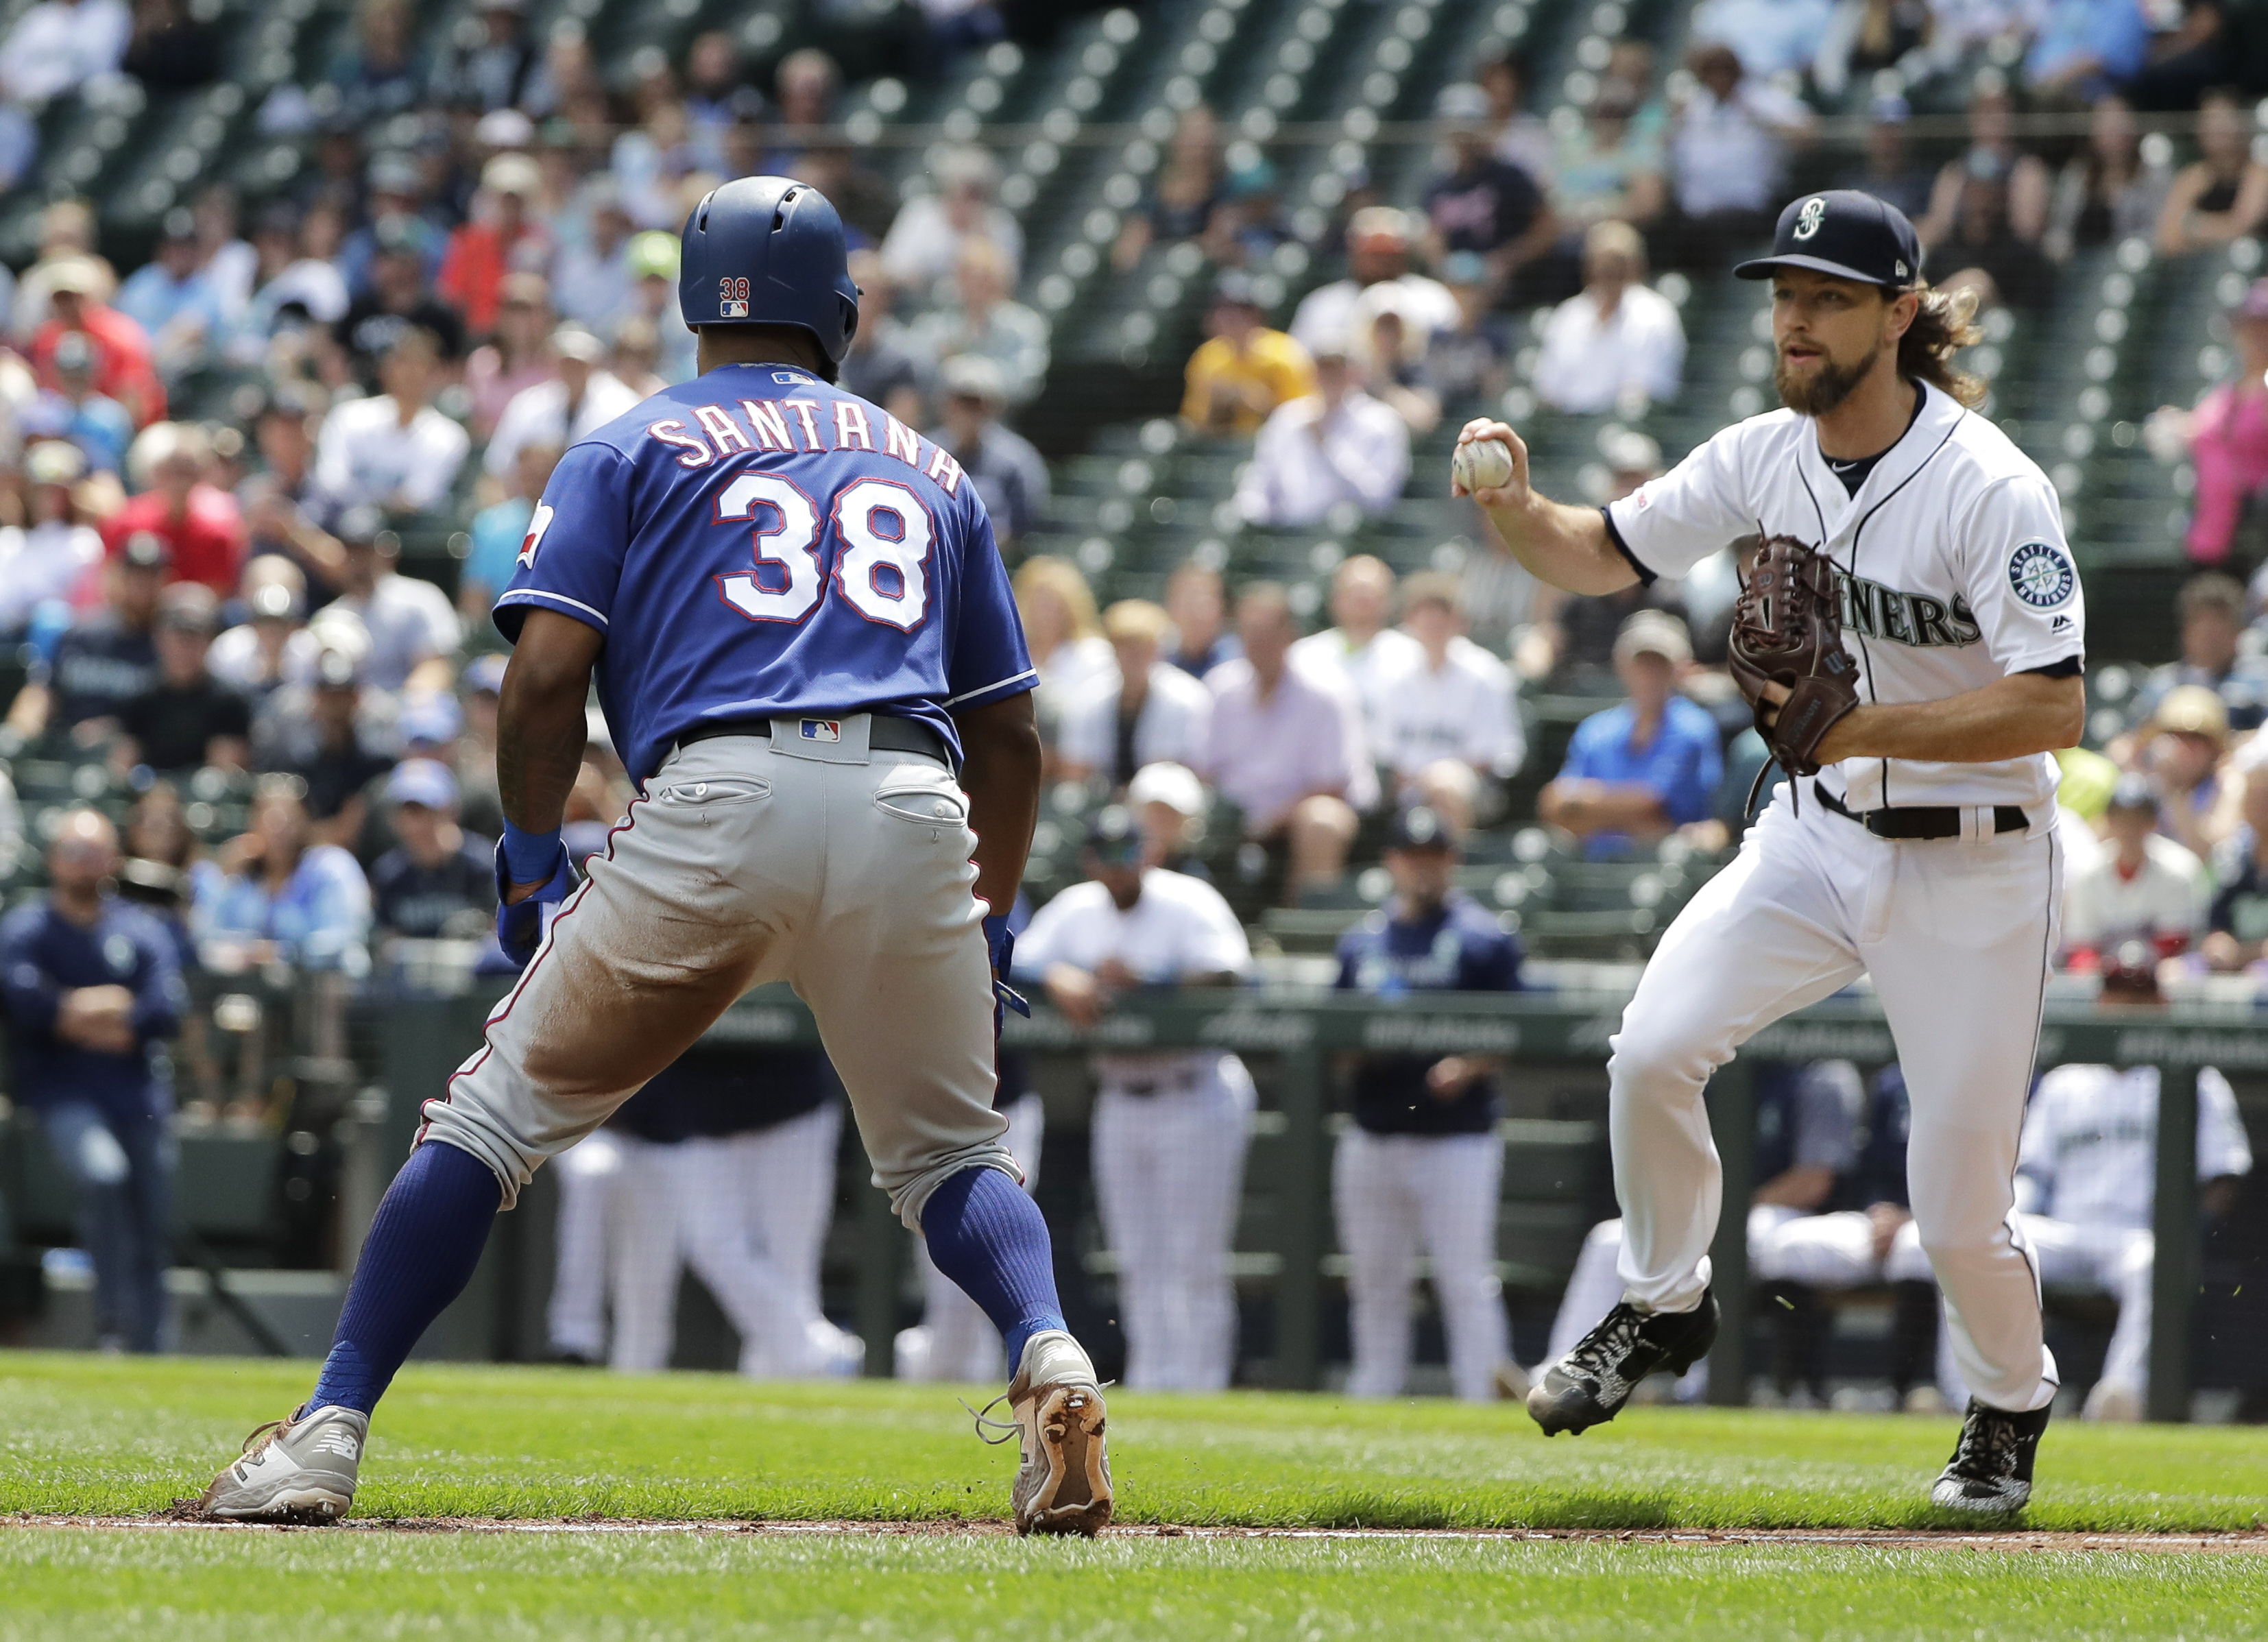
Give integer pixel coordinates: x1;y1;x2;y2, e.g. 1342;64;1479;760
711;471;933;633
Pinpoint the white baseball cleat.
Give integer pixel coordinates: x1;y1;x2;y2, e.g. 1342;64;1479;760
1000;1330;1113;1536
198;1404;367;1523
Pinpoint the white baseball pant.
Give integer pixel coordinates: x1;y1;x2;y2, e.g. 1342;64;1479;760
1334;1127;1508;1402
545;1128;625;1360
1888;1214;2152;1406
898;1092;1046;1383
607;1101;855;1375
1604;788;2060;1413
418;718;1020;1231
1090;1054;1254;1392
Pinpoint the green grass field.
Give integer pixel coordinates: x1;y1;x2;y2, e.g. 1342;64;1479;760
5;1353;2268;1639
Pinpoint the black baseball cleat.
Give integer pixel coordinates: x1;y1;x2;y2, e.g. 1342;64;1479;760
1929;1398;2051;1512
1526;1289;1720;1436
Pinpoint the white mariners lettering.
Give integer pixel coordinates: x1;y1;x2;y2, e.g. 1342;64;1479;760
714;472;823;623
647;418;713;469
833;400;876;452
924;446;965;496
882;415;921;468
694;402;752;455
782;398;825;452
832;477;934;631
516;500;555;569
740;398;795;452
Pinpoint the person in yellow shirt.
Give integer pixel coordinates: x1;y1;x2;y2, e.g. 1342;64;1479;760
1180;271;1317;437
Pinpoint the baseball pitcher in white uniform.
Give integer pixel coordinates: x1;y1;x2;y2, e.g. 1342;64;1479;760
1456;191;2088;1511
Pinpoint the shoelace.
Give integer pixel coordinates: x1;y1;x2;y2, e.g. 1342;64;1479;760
1949;1411;2020;1479
958;1392;1021;1447
1565;1308;1645;1381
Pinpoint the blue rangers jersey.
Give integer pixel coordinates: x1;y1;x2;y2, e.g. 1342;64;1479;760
494;361;1034;786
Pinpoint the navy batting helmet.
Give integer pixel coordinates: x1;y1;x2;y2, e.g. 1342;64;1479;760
679;176;860;363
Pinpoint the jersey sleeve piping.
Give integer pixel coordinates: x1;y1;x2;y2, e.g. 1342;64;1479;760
1599;507;1657;586
495;588;611;629
945;666;1039;709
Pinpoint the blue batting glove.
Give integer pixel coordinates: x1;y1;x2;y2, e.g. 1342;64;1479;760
494;837;577;969
984;913;1030;1024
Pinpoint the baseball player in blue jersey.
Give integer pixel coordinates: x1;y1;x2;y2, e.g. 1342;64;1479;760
197;178;1113;1536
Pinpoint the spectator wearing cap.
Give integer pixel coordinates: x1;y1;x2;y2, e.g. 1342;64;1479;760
192;774;372;971
484;324;640;486
1163;558;1240;681
1205;156;1293;271
254;642;399;841
1369;572;1525;834
1181;274;1316;438
428;0;534;111
2151;282;2268;569
1288;555;1423;734
8;202;117;348
333;215;467;387
1203;582;1377;902
2125;575;2268;733
0;0;130;103
2064;775;2208;968
1128;760;1211;876
27;330;133;474
1423;84;1555;301
208;557;319;704
2140;684;2236;862
462;272;557;441
329;507;462;692
1013;805;1256;1391
910;241;1049;406
1233;339;1410;527
339;152;448;300
1333;803;1527;1403
116;582;250;775
839;250;930;431
880;145;1024;298
370;758;495;941
1541;611;1722;858
0;807;183;1353
1059;601;1215;788
1665;44;1815;267
7;533;167;746
29;256;163;428
104;421;246;594
0;442;104;632
927;355;1048;551
238;387;348;592
1289;208;1460;362
439;152;551;337
463;440;562;620
1835;95;1934;224
311;329;471;519
1532;221;1686;414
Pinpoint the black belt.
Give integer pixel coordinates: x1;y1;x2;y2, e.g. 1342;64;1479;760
679;714;949;762
1814;782;2026;841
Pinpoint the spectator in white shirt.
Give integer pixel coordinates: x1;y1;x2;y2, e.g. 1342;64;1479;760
1013;555;1115;745
328;507;462;693
878;145;1024;300
1289;207;1460;361
1288;554;1422;732
1204;583;1375;902
1531;221;1687;414
0;439;103;634
1058;599;1214;788
311;328;470;518
1371;572;1525;832
482;323;641;485
1667;43;1816;263
1233;343;1411;528
0;0;130;101
2062;775;2210;968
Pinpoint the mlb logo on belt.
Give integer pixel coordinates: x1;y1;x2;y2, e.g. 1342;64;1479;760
799;719;842;742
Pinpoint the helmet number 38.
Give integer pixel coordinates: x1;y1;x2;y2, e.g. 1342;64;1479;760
714;472;931;631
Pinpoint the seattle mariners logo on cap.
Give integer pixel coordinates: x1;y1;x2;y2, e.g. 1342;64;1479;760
1794;197;1827;240
2007;542;2076;609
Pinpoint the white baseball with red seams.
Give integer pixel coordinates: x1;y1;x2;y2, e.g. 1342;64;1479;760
1451;437;1516;496
1585;378;2084;1416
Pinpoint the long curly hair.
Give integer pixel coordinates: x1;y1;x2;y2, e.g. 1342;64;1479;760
1899;283;1988;408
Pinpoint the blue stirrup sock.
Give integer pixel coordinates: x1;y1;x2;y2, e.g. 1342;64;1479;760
919;1163;1067;1375
307;1141;504;1415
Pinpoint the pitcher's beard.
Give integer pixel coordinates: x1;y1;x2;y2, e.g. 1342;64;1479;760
1776;340;1881;417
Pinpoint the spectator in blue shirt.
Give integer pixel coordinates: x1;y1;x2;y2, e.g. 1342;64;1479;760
25;331;134;474
459;441;562;622
370;759;494;942
191;775;372;973
1332;804;1527;1403
1540;610;1722;858
2024;0;2152;102
0;809;185;1352
112;209;230;385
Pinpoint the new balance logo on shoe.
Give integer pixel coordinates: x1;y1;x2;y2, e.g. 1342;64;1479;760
311;1429;361;1462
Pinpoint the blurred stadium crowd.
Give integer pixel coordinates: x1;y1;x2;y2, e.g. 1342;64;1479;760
0;0;2266;1401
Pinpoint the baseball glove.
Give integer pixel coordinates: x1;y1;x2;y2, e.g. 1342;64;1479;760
1728;532;1861;786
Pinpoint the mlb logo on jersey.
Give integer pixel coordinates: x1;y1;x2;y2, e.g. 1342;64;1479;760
799;719;842;742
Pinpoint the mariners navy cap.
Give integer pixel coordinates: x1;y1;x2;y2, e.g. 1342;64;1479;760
387;757;459;811
1385;805;1456;853
1085;805;1146;866
1734;190;1922;290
